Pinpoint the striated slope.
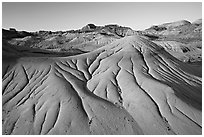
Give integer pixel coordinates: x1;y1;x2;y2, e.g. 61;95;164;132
3;24;137;53
139;19;202;62
153;40;202;62
2;35;202;135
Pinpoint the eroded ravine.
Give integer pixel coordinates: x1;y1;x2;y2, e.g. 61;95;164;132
2;35;202;135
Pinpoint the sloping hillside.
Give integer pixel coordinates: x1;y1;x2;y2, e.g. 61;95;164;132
139;19;202;62
3;24;137;53
2;35;201;135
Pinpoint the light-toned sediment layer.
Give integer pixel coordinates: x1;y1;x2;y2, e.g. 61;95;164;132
2;35;202;135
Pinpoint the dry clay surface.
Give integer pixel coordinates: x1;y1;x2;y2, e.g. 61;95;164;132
2;35;202;135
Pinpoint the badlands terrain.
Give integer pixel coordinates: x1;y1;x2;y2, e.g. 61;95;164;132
2;19;202;135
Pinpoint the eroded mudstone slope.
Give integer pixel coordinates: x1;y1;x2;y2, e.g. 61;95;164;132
2;35;202;135
138;19;202;63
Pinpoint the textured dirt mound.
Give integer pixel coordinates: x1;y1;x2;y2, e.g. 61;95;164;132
2;35;201;135
3;24;138;53
3;19;201;63
139;19;202;62
154;40;202;62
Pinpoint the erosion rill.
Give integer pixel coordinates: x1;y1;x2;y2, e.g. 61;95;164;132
2;35;202;135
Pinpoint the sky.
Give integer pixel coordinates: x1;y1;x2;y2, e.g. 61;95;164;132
2;2;202;32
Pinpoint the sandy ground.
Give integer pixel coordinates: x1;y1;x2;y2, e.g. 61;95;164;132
2;35;202;135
